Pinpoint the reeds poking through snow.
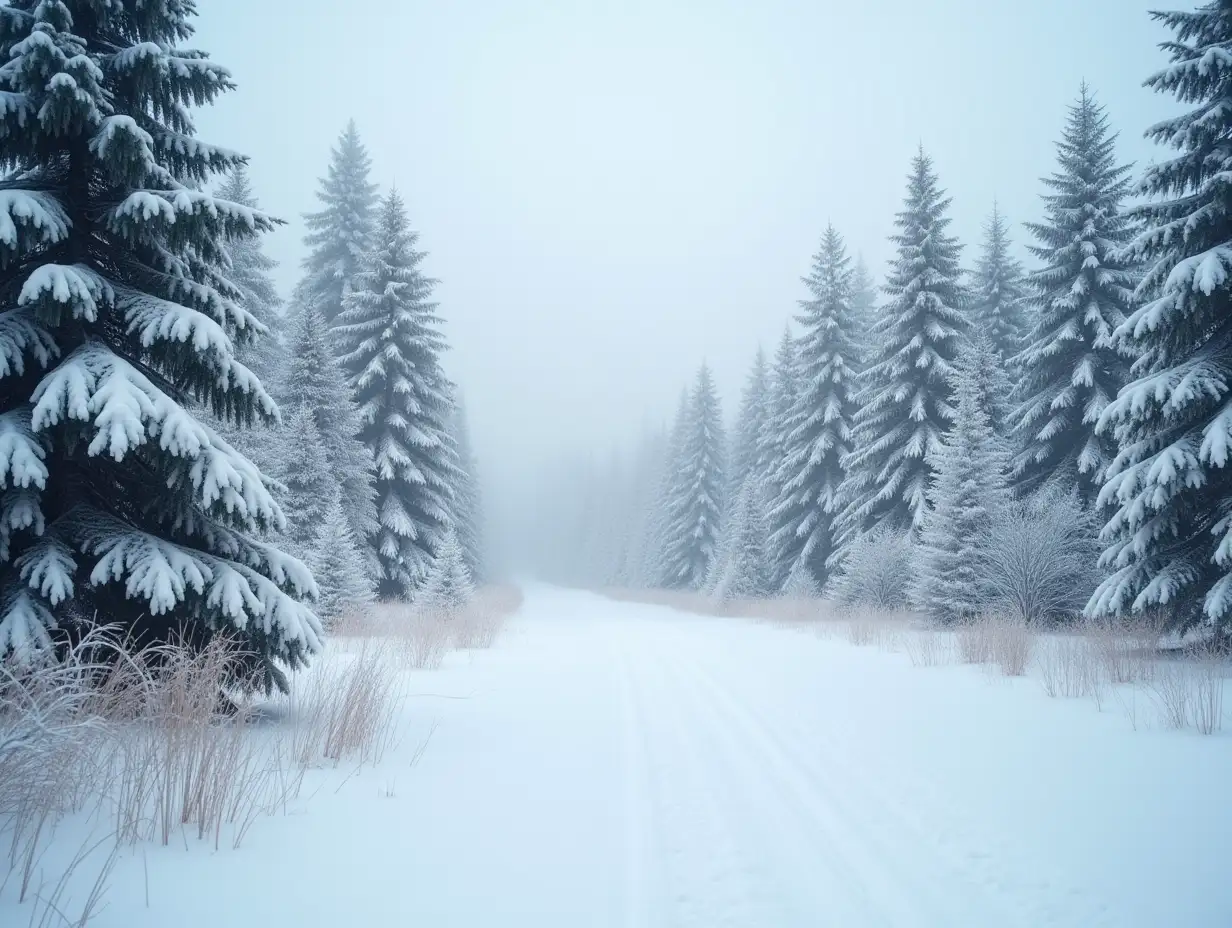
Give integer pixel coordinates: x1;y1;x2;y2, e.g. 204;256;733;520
0;612;426;924
337;585;523;669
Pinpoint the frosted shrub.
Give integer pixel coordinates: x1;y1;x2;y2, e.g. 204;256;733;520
831;529;915;611
981;485;1100;624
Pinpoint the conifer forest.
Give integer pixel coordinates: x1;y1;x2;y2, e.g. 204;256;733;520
0;3;1231;926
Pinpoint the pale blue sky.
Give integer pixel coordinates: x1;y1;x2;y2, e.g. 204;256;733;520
191;0;1174;546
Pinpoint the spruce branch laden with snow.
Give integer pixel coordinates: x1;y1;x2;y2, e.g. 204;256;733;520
1088;8;1232;633
0;0;321;689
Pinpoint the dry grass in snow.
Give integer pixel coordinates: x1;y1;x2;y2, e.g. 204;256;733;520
0;581;520;927
603;588;1229;736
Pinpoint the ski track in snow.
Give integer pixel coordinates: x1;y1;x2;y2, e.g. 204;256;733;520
18;584;1232;928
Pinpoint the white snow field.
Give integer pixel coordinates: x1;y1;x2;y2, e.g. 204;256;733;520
13;585;1232;927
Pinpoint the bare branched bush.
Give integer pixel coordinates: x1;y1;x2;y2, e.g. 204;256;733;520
830;530;915;611
956;618;993;664
985;615;1034;677
1149;661;1194;730
981;486;1101;624
1037;635;1101;699
904;630;952;667
452;585;522;650
1192;646;1226;736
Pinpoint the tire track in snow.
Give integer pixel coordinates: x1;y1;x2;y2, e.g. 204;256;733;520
684;635;1115;928
637;625;919;925
676;650;989;926
629;625;764;927
608;618;650;921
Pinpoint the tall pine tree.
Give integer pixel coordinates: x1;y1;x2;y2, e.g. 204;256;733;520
768;225;860;588
850;255;879;372
832;148;968;560
282;305;377;569
1089;7;1232;632
0;0;320;687
913;341;1013;623
449;396;486;584
1008;86;1136;501
727;347;771;500
760;326;800;587
216;166;285;387
298;120;379;326
660;365;725;590
971;202;1028;362
336;190;458;598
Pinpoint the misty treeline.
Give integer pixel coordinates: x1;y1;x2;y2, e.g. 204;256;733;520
540;7;1232;638
0;3;482;690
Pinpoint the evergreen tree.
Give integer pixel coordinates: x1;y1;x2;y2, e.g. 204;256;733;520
283;305;378;566
450;396;486;583
644;392;690;586
850;255;880;371
962;333;1014;437
1089;7;1232;632
711;476;772;603
216;166;286;387
768;225;860;588
335;190;458;597
0;1;320;686
419;529;475;615
760;326;801;588
298;120;379;326
727;347;771;499
971;202;1028;362
309;493;375;627
276;406;336;557
1008;86;1136;501
832;148;969;561
660;365;725;589
913;343;1013;623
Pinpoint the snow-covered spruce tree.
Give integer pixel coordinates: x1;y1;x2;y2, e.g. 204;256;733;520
0;1;320;686
832;148;969;561
419;528;474;616
449;395;485;583
1008;86;1136;502
297;120;379;326
912;341;1013;623
850;255;879;372
644;392;689;587
660;365;725;590
962;331;1014;438
1088;6;1232;633
971;202;1027;362
727;347;770;500
308;492;374;627
276;405;336;558
768;224;860;588
335;190;459;598
216;166;285;387
759;326;800;587
711;476;772;604
282;305;377;567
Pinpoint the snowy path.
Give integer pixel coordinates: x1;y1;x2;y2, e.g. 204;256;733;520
86;586;1232;926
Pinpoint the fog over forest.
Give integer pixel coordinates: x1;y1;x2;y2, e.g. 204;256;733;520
186;0;1170;573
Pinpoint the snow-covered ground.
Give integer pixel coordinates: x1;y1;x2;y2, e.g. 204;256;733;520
11;585;1232;927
